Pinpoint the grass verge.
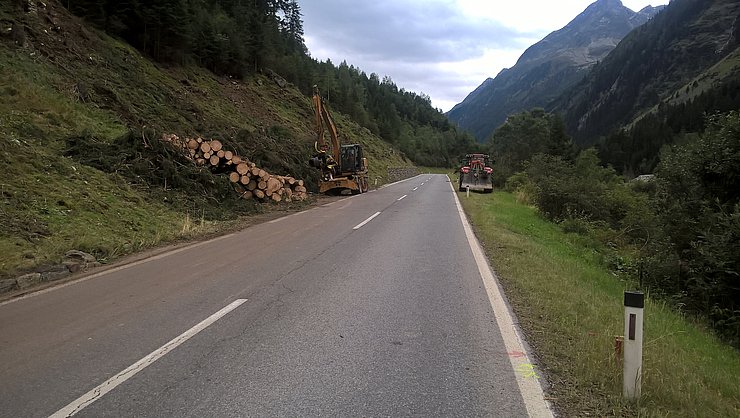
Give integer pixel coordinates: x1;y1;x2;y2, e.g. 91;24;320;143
460;191;739;417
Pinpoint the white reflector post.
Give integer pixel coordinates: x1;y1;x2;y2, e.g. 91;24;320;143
623;291;644;400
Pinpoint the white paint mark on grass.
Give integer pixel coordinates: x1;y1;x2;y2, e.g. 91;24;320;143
353;212;381;230
50;299;248;417
397;195;408;201
447;175;554;418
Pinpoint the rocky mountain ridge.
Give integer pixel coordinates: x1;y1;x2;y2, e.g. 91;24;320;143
554;0;740;143
447;0;663;141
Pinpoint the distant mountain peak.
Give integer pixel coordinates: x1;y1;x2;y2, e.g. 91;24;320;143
447;0;660;141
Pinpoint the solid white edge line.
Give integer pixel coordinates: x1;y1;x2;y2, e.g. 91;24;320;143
49;299;248;417
0;233;240;308
397;195;408;201
352;211;381;230
267;207;312;224
447;175;554;418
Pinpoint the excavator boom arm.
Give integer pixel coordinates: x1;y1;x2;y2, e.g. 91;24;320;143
313;86;341;162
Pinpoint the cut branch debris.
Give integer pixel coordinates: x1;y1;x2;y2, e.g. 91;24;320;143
161;133;308;202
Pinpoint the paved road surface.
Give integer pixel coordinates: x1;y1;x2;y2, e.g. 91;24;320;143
0;174;550;417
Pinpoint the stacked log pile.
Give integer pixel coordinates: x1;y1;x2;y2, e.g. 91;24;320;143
161;133;308;202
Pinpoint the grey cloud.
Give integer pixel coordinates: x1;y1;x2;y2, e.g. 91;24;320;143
302;0;530;64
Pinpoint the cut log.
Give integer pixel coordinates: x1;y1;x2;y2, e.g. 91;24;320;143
266;177;282;195
239;190;253;200
210;140;223;152
196;137;203;143
251;167;260;176
240;175;250;185
199;142;211;153
196;158;206;166
209;155;220;166
236;163;250;175
204;151;212;159
258;169;268;179
231;155;242;165
229;172;240;183
297;179;304;187
271;193;282;202
224;150;233;160
258;180;267;190
294;185;307;193
253;189;265;199
217;150;225;158
187;139;199;150
246;179;257;190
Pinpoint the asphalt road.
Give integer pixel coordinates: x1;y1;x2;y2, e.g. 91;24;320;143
0;174;547;417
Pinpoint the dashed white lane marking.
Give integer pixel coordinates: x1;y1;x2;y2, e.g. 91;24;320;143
412;187;418;191
352;212;381;230
397;195;408;201
50;299;248;417
447;176;554;418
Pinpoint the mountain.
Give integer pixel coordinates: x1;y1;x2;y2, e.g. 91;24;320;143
548;0;740;144
447;0;663;142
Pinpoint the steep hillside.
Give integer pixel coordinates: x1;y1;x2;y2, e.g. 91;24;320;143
555;0;740;143
447;0;662;141
0;1;411;279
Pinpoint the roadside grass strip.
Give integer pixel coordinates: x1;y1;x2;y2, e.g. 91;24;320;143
459;191;740;417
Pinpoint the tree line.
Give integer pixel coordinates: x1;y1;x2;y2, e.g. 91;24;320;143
597;77;740;176
63;0;306;75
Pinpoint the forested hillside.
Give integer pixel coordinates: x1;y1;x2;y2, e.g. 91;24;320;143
480;0;740;346
0;0;475;281
554;0;740;152
57;0;478;167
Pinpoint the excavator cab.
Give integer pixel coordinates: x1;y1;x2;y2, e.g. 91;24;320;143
340;144;365;173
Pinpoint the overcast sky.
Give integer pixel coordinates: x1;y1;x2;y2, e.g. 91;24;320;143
301;0;669;112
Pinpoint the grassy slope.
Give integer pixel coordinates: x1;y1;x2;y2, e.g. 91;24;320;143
460;190;739;417
0;2;410;279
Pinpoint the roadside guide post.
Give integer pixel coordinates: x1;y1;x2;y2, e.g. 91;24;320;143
466;185;470;197
623;291;644;400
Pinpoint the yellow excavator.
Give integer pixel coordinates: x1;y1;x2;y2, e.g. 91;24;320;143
308;86;369;194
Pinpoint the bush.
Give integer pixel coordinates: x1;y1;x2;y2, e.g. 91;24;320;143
651;112;740;344
522;150;648;231
504;171;528;192
64;130;256;220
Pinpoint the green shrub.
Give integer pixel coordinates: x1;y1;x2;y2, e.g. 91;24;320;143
504;171;528;192
651;112;740;345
